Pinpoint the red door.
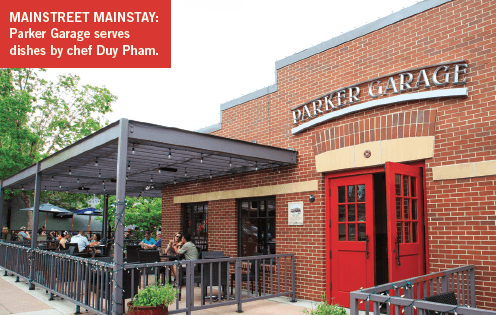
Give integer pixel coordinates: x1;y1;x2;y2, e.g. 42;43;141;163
328;175;374;308
385;162;425;282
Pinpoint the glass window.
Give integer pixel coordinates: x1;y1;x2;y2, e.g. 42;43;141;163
183;202;208;251
238;197;276;257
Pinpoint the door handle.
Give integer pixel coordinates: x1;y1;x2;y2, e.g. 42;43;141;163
395;235;401;266
365;234;369;259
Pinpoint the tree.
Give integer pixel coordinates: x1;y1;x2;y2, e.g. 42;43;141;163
0;68;117;228
95;195;162;239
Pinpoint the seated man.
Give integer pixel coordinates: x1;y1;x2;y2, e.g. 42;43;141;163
143;234;161;250
18;227;31;241
70;230;92;254
170;234;198;282
139;231;156;249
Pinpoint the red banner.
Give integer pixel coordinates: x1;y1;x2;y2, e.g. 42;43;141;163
1;0;171;68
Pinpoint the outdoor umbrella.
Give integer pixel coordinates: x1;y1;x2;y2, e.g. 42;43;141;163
72;208;103;232
20;203;72;231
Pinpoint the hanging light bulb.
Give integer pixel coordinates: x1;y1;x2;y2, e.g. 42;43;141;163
132;144;135;154
59;182;62;188
95;159;98;166
21;185;24;190
200;154;203;163
102;180;105;185
51;176;54;181
255;162;258;171
158;164;161;173
168;148;171;159
99;170;102;177
69;168;72;175
278;167;281;174
184;168;187;177
150;175;153;182
196;181;198;186
66;189;68;193
210;171;212;179
77;178;80;184
44;187;47;192
128;161;131;170
232;174;234;181
230;158;232;167
174;178;177;185
151;185;154;189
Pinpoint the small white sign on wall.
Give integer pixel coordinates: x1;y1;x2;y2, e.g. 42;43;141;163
288;201;304;226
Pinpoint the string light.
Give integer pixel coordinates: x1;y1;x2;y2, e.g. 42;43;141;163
150;175;153;182
209;171;212;179
168;148;171;159
99;170;102;178
184;168;187;177
255;162;258;171
174;178;177;185
278;167;281;174
230;158;232;167
69;168;72;175
132;144;135;154
95;159;98;166
51;176;54;181
128;161;131;170
200;153;203;163
77;178;80;184
59;182;62;188
158;164;161;173
21;186;24;190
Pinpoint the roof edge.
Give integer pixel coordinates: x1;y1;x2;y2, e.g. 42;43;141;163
275;0;453;70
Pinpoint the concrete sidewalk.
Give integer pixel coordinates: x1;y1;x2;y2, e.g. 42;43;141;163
0;268;319;315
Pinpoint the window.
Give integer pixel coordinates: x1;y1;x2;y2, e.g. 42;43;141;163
183;202;208;251
238;197;276;256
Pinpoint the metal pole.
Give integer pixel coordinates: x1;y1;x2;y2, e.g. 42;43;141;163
236;259;243;313
29;162;42;290
112;119;129;315
291;254;296;302
0;182;4;238
103;194;109;249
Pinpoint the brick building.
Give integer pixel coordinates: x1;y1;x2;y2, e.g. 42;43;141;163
161;0;496;309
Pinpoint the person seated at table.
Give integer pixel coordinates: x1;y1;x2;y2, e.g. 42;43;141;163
71;230;92;254
89;233;102;257
139;231;156;248
164;232;183;255
125;228;136;240
59;231;70;249
37;227;46;235
170;234;198;283
18;227;31;241
143;233;162;250
56;231;64;241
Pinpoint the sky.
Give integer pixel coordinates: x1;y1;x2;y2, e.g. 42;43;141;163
40;0;421;132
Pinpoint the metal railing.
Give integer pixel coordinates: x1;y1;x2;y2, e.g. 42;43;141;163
0;241;295;315
351;265;496;315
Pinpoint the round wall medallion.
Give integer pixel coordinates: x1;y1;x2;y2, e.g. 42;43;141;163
309;195;315;203
364;150;371;158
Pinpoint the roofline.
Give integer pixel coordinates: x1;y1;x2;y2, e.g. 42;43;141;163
197;0;453;134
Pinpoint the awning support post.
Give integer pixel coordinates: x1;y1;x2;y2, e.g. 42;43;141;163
103;193;109;252
29;162;42;290
112;119;129;315
0;181;4;238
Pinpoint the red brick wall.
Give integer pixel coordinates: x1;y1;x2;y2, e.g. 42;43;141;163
163;0;496;308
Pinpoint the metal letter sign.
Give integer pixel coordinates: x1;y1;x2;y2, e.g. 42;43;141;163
291;61;468;135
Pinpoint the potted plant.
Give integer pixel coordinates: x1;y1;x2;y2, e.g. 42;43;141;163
302;294;347;315
127;282;177;315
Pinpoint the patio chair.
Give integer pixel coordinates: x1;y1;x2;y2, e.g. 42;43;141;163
422;291;458;315
230;252;263;296
126;245;141;263
138;249;160;275
67;243;90;258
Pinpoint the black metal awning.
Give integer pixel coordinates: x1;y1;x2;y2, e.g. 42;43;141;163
1;119;297;197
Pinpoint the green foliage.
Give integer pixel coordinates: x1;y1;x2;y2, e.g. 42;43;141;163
94;195;162;236
131;282;177;307
0;68;117;213
302;294;347;315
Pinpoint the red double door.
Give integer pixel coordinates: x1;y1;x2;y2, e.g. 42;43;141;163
326;162;425;307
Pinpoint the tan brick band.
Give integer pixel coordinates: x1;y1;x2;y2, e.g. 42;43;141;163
432;160;496;181
315;136;435;173
173;180;319;204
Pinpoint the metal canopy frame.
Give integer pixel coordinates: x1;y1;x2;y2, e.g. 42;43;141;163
0;118;297;315
1;119;297;197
